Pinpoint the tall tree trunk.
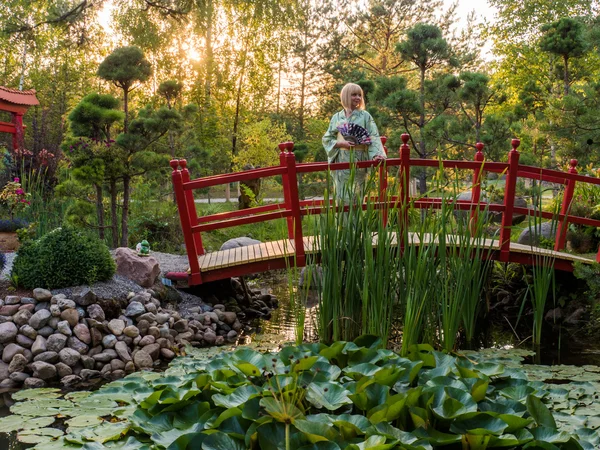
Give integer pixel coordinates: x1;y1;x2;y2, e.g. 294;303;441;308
96;184;105;240
121;174;130;247
204;0;214;104
418;67;427;195
298;27;308;138
277;37;282;114
123;88;129;133
110;179;119;248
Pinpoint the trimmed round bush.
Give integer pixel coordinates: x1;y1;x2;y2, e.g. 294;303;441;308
11;226;116;289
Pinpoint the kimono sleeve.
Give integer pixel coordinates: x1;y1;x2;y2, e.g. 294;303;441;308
364;112;386;159
322;114;340;163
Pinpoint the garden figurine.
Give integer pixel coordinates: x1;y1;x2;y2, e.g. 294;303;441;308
136;240;150;256
322;83;386;201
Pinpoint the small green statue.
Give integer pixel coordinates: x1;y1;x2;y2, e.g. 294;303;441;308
136;240;150;256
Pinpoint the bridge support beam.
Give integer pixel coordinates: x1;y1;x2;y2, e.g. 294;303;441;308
499;139;520;262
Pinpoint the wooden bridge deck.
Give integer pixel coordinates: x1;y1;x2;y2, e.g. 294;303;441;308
184;233;595;283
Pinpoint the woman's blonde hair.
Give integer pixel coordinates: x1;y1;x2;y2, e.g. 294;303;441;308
340;83;365;111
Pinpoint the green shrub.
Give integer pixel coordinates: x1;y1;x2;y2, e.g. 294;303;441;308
11;226;115;289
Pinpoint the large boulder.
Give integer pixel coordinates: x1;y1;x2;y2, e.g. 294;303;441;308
114;248;161;288
517;221;556;246
220;237;261;251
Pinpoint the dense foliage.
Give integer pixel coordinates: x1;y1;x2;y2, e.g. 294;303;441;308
10;226;116;289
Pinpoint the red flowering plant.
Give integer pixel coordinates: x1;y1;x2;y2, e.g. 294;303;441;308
0;177;31;221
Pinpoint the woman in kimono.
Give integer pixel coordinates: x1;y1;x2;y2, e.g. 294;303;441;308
322;83;386;201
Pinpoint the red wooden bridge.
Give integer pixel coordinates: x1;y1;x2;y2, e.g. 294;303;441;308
166;134;599;286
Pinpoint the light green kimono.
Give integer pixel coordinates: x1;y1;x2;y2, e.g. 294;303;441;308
322;109;386;200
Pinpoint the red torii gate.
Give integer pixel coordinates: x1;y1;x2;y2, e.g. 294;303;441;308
0;86;39;151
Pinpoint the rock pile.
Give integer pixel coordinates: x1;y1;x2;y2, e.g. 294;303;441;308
0;285;245;389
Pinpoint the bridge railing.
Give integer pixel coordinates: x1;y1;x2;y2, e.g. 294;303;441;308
169;134;600;284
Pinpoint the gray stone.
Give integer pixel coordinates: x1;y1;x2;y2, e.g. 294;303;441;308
115;247;161;288
80;369;101;379
115;342;132;362
0;378;18;388
142;343;161;360
173;319;188;332
160;348;175;359
31;336;47;356
13;309;32;327
34;302;49;312
88;345;102;357
33;288;52;301
20;297;36;305
222;311;237;326
0;361;8;379
8;354;28;373
37;326;54;338
76;307;86;319
90;328;103;347
0;305;19;316
24;377;46;388
123;326;139;338
226;330;238;340
57;298;76;310
108;319;125;336
50;305;61;317
61;375;82;387
220;237;261;250
203;331;217;345
81;355;95;369
145;303;157;314
138;335;155;346
2;343;26;363
55;362;72;378
92;352;113;364
133;351;153;369
67;336;89;354
46;334;68;353
29;309;52;330
4;296;21;305
110;359;125;371
57;320;72;336
71;286;97;306
10;371;30;383
50;294;66;304
59;348;81;367
73;324;91;344
30;361;57;380
148;327;161;339
137;313;156;324
33;351;59;364
87;304;105;322
61;309;79;328
48;317;60;329
215;335;225;345
125;302;145;317
0;322;18;344
137;320;150;335
102;334;117;348
15;335;32;351
517;221;556;246
19;325;37;340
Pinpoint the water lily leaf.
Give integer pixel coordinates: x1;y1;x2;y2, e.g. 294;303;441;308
12;388;62;401
497;413;533;433
260;397;305;423
409;406;429;429
66;415;104;429
0;414;55;432
348;348;383;366
529;426;571;443
347;434;396;449
501;385;536;401
202;430;245;450
79;421;130;443
27;436;79;449
293;356;320;372
212;384;261;409
166;432;207;450
332;415;370;438
373;366;405;387
526;395;557;429
151;423;204;448
344;363;382;379
17;427;64;444
307;382;352;411
204;407;242;429
449;413;508;435
319;341;348;368
295;419;340;443
10;399;74;417
369;422;422;444
235;362;262;377
412;427;462;446
353;335;383;349
475;363;505;377
471;379;489;402
297;442;342;450
488;429;534;447
307;361;342;382
65;392;92;402
407;344;436;367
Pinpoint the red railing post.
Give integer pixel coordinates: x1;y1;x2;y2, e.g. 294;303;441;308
170;160;202;285
555;159;578;251
499;139;520;262
283;142;305;266
470;142;485;234
379;136;388;226
398;133;411;249
180;160;204;256
279;142;294;239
